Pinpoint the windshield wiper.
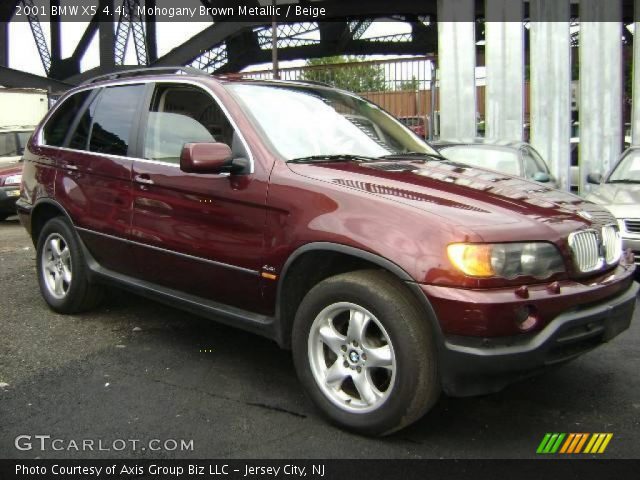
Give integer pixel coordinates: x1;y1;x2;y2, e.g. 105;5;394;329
287;154;376;164
378;152;447;161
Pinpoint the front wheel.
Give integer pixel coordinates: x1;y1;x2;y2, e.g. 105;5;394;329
292;270;440;436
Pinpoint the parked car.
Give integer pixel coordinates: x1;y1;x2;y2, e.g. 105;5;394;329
586;146;640;267
569;123;630;192
431;138;557;187
0;162;22;221
398;116;427;139
0;126;34;167
16;69;636;436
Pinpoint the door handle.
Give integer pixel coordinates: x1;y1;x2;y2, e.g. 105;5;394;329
134;174;154;185
64;164;78;171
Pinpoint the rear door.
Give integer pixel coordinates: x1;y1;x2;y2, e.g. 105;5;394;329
54;84;146;276
129;82;268;312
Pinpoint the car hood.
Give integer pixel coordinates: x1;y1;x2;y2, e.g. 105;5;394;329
287;160;613;238
586;183;640;218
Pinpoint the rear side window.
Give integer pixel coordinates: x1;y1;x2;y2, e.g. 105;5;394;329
43;91;90;146
68;95;99;151
89;85;145;156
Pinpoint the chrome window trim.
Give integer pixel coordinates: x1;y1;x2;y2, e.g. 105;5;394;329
35;78;255;173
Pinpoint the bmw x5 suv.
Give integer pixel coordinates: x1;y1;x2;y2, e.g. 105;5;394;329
16;68;637;436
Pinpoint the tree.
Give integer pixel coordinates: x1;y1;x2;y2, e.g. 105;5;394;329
300;56;387;93
398;76;420;91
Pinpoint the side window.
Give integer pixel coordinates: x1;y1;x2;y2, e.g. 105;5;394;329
522;148;546;178
527;147;549;173
68;94;99;151
143;84;238;164
89;84;145;156
43;91;90;146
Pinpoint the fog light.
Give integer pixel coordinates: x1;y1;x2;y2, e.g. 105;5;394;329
514;305;539;332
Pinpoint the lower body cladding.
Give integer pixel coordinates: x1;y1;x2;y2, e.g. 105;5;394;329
0;186;20;218
422;277;638;397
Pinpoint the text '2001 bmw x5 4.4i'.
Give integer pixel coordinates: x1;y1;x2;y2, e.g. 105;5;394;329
16;68;637;436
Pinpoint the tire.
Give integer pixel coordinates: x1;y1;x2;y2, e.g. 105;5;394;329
292;270;440;436
0;214;9;222
36;216;103;313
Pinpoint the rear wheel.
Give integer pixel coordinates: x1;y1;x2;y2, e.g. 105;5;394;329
0;214;9;222
36;217;103;313
292;270;440;436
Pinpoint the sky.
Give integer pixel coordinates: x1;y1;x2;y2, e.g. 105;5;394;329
8;21;415;76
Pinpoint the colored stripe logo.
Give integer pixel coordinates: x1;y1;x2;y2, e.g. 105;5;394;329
537;433;613;454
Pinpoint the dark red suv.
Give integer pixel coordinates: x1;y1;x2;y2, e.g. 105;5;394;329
17;68;637;435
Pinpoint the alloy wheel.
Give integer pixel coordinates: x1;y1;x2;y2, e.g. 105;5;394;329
307;302;396;413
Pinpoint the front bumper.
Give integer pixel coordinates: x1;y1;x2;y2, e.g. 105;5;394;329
0;185;20;215
423;275;638;397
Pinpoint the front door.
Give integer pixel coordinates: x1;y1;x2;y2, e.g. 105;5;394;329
129;82;268;313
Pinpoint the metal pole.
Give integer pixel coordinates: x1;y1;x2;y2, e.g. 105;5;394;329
272;0;279;80
632;0;640;145
530;0;572;191
430;60;437;140
437;0;477;139
579;0;622;193
485;0;524;141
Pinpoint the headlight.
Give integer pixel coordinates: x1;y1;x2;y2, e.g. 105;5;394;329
447;242;565;279
3;174;22;185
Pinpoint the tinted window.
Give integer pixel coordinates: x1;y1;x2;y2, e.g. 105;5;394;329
143;85;231;164
68;95;99;151
89;85;144;156
0;132;17;157
43;91;90;146
523;153;538;178
524;147;549;174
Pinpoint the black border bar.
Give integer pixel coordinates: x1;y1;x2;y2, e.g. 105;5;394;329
1;459;639;480
6;0;636;23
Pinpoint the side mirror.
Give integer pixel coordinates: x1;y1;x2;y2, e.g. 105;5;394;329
533;171;551;183
180;142;233;174
587;172;603;185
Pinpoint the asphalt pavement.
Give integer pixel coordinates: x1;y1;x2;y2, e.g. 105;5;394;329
1;218;639;459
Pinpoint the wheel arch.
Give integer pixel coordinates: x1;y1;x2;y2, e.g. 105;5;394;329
275;242;443;349
30;198;74;245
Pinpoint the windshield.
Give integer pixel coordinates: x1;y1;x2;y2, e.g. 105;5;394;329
226;84;436;160
609;151;640;183
439;145;521;176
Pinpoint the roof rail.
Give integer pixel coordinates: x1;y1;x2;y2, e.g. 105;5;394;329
243;78;334;88
81;66;208;85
